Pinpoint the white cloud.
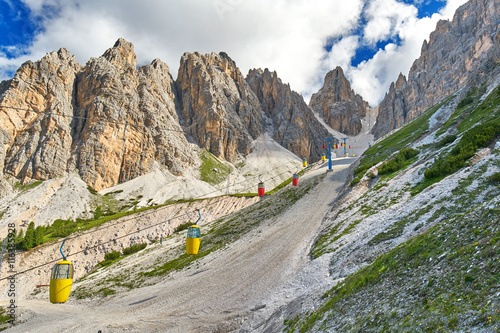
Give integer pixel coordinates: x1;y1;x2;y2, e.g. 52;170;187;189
349;42;403;104
342;0;468;105
4;0;363;93
0;52;29;81
1;0;468;107
323;36;360;75
302;35;359;100
363;0;418;44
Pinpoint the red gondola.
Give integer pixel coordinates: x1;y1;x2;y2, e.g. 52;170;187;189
258;175;265;196
292;168;299;186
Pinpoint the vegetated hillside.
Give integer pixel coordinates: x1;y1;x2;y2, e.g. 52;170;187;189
0;161;345;332
284;79;500;331
0;39;330;196
0;38;335;236
0;193;262;300
70;167;326;303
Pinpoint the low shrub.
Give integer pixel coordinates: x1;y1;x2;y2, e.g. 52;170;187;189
457;96;474;109
104;250;121;261
437;134;457;148
122;243;147;256
487;172;500;184
175;222;193;233
378;148;419;175
87;185;98;195
350;177;361;186
425;121;500;179
353;162;377;181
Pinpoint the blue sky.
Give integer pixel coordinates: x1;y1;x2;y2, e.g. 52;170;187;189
0;0;35;59
403;0;447;18
0;0;467;105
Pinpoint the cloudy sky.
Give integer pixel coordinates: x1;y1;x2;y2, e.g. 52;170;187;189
1;0;467;106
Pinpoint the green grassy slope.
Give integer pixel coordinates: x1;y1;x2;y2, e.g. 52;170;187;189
285;83;500;332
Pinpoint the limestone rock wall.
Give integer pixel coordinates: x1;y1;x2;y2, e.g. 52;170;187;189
246;68;329;161
176;51;263;162
309;67;368;136
72;39;196;190
0;48;81;183
0;39;198;192
1;39;333;194
372;0;500;138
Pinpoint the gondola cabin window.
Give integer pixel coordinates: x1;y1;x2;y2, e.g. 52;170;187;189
187;226;200;238
51;263;73;280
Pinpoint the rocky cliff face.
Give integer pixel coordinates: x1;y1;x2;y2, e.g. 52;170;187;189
309;67;368;136
0;39;197;191
246;68;329;160
0;48;81;183
1;39;334;194
372;0;500;138
176;52;263;162
72;39;196;190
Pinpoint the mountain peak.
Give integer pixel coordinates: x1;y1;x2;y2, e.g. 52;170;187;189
102;38;137;69
372;0;499;139
309;66;368;136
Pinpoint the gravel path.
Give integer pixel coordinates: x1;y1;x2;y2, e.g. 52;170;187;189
5;159;353;333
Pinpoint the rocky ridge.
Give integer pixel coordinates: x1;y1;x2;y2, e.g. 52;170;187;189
0;39;198;192
246;68;330;160
176;51;263;162
73;39;197;190
0;39;333;196
0;48;81;185
372;0;500;138
309;66;368;136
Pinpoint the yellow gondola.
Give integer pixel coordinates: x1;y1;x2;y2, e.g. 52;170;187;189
186;209;201;255
321;153;326;161
50;240;73;303
302;158;307;167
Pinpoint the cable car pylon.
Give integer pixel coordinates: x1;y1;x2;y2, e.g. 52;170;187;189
341;137;348;157
325;137;337;171
50;239;74;303
186;209;201;255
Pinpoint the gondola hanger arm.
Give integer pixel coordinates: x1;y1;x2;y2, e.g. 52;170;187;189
60;239;67;261
194;209;201;225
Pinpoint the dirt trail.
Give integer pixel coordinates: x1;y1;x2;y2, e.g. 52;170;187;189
5;159;353;333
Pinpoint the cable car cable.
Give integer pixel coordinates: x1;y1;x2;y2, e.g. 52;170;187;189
59;159;296;242
0;166;298;280
0;163;305;281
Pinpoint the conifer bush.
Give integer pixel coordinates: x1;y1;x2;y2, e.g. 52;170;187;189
122;243;147;255
378;148;419;175
104;251;121;261
425;121;500;179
